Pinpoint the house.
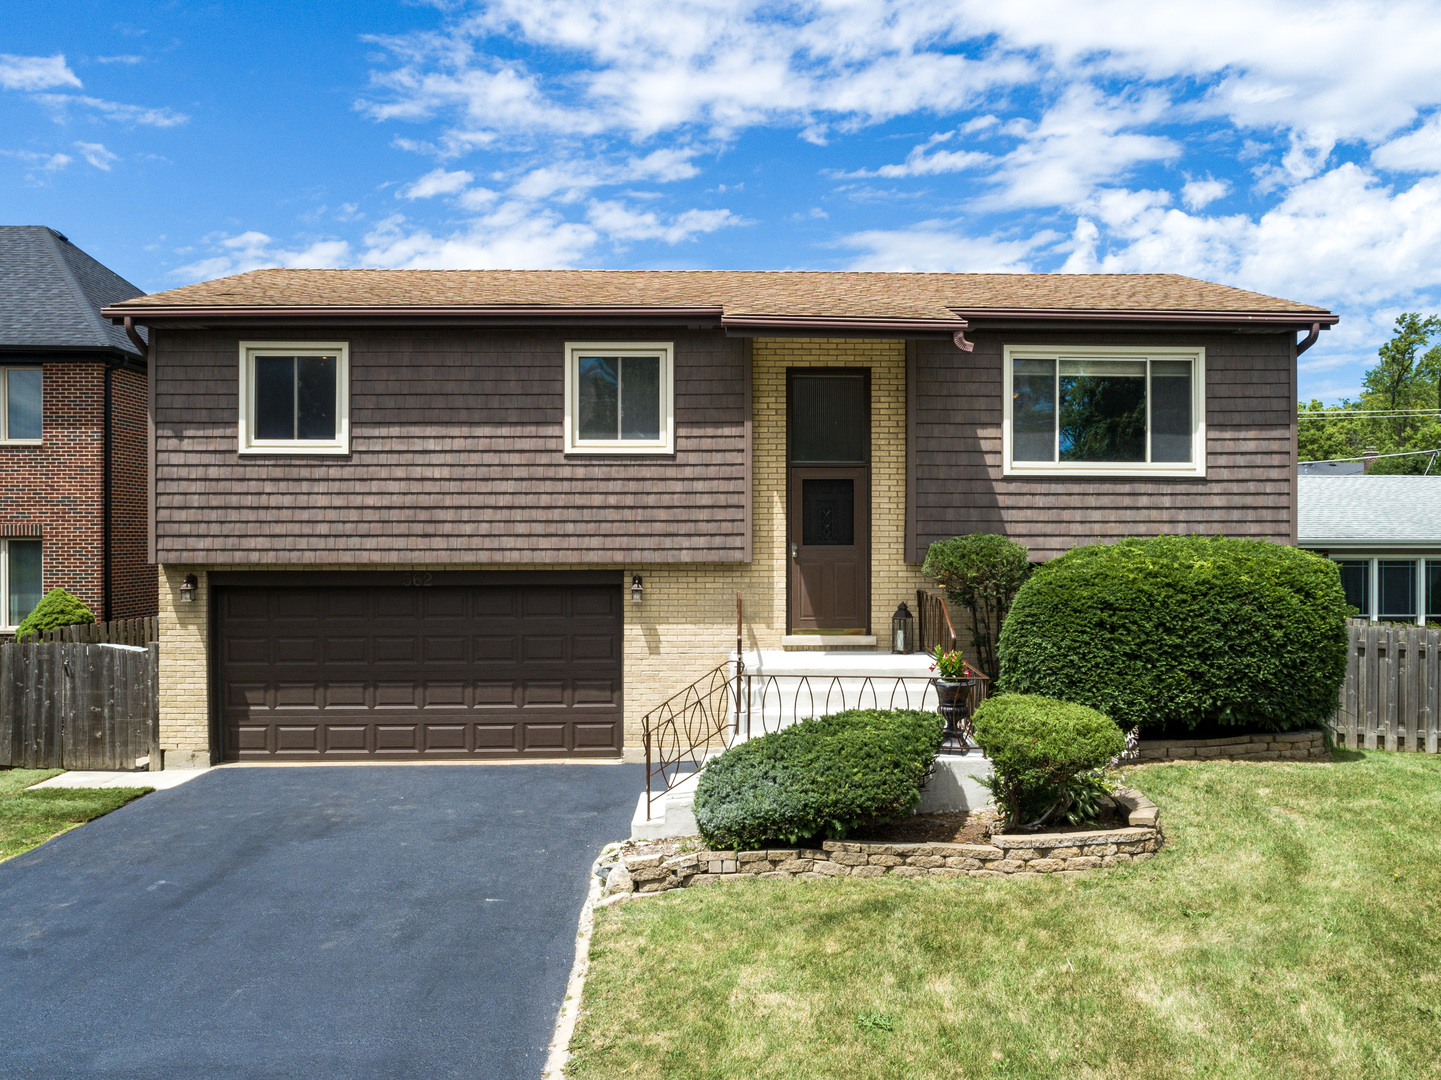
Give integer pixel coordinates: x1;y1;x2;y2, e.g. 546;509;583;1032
103;269;1335;768
0;226;155;635
1298;474;1441;623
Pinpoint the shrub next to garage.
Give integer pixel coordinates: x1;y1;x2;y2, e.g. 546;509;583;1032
693;709;944;851
996;535;1349;732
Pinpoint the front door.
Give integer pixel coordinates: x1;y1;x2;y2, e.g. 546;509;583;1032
787;370;870;635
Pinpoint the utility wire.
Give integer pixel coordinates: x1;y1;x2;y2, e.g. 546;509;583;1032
1300;447;1441;464
1298;408;1441;417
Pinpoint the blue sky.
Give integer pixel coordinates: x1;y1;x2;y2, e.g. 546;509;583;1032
6;1;1441;402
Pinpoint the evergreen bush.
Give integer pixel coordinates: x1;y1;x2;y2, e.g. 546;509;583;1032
693;709;944;850
996;535;1349;732
970;694;1125;829
922;533;1031;681
14;588;96;640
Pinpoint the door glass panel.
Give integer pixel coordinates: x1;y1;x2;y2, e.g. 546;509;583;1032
1428;561;1441;619
8;540;42;628
619;356;661;440
1337;560;1369;617
801;479;855;545
791;375;865;462
577;356;619;439
6;368;42;440
254;356;295;440
295;355;337;440
1012;359;1055;461
1378;560;1416;621
1059;360;1146;462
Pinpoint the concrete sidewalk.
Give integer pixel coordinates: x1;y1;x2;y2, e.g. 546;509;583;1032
31;769;209;791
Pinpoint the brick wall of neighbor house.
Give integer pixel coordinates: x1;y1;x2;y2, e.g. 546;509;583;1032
110;366;156;618
155;337;932;759
910;331;1298;561
149;327;749;564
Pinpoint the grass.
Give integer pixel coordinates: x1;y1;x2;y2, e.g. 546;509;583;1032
0;769;152;864
569;751;1441;1080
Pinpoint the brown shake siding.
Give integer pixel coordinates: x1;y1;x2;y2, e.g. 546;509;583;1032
151;327;749;564
909;331;1297;562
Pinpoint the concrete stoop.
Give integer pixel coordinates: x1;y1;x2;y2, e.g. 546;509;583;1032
630;753;994;840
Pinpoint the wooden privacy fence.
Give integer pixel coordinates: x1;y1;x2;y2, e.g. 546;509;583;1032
14;616;159;646
1332;619;1441;753
0;641;159;770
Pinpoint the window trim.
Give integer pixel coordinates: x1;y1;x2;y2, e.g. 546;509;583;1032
563;341;675;455
0;365;43;446
1;537;42;632
1001;344;1206;478
237;341;350;455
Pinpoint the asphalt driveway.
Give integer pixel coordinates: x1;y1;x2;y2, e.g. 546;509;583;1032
0;764;643;1080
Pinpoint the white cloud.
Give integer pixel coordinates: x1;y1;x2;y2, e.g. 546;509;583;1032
508;147;701;201
33;93;188;127
1181;178;1229;209
2;149;72;173
94;55;144;65
838;223;1049;272
73;141;119;170
586;200;741;243
399;167;475;198
359;206;599;269
0;53;80;91
173;231;354;279
1372;114;1441;173
839;132;991;179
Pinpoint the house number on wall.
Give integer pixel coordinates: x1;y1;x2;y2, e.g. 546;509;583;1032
401;573;434;587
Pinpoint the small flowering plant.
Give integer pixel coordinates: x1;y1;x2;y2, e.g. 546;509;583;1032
929;646;973;680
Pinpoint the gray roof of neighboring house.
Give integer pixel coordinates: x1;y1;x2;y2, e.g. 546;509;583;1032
0;226;145;356
1298;475;1441;546
1299;460;1366;475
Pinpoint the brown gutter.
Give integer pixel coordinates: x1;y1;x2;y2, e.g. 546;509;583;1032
1295;322;1322;355
122;316;148;358
953;307;1337;327
105;303;726;324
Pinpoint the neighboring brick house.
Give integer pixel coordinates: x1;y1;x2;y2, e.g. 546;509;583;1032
105;270;1335;768
0;226;156;633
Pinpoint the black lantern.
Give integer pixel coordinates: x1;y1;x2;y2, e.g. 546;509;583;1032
890;601;914;653
631;575;644;603
180;574;198;603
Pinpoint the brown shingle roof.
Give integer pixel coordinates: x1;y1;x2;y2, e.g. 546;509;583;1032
108;269;1330;324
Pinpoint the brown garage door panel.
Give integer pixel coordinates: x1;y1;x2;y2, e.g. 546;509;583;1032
218;584;623;760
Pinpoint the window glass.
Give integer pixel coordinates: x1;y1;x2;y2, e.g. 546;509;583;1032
577;356;620;439
1150;361;1193;463
7;540;42;628
295;356;337;440
5;369;42;440
1427;561;1441;619
791;374;866;462
619;356;661;441
801;478;855;545
1378;560;1416;621
1012;359;1056;461
1059;360;1147;462
1337;560;1369;617
254;356;296;440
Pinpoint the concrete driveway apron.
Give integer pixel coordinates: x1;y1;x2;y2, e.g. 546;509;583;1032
0;764;642;1080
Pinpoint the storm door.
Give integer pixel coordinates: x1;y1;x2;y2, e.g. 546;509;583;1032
787;370;870;635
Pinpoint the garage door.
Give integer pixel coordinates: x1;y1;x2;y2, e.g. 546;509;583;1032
217;582;623;759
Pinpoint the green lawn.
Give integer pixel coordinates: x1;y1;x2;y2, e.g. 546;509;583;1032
570;752;1441;1080
0;769;152;864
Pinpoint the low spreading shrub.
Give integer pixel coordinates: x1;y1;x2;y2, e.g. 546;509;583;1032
996;535;1349;732
693;709;944;850
971;694;1126;830
15;588;95;639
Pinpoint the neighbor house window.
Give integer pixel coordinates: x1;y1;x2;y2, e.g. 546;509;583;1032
0;367;43;443
563;342;674;454
1331;556;1441;624
238;341;349;454
1003;346;1205;477
1;539;42;630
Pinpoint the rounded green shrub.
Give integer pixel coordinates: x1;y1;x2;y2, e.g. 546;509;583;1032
693;709;944;850
15;588;96;639
971;694;1126;828
997;535;1349;732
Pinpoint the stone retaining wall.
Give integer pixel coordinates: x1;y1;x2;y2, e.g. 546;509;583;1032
1135;728;1326;763
600;826;1163;897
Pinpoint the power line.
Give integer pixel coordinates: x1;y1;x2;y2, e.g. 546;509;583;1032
1300;447;1441;464
1298;408;1441;417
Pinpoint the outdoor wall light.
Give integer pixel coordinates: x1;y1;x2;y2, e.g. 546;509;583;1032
890;601;914;654
180;574;198;603
631;575;644;603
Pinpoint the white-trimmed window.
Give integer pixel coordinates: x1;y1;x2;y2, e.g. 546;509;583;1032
0;367;43;444
1003;345;1206;478
1;539;42;631
563;341;674;455
1333;556;1441;624
238;341;349;455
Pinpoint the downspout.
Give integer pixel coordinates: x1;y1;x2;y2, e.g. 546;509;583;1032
1295;322;1321;356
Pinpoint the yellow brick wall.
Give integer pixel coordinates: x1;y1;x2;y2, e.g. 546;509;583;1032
157;337;931;763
